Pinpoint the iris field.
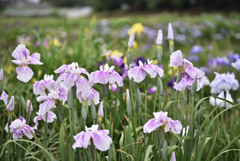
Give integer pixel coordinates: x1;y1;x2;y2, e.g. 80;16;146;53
0;12;240;161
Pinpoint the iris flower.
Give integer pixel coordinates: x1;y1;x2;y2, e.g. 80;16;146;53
12;44;43;83
5;116;35;140
143;111;182;134
128;59;164;83
72;125;112;151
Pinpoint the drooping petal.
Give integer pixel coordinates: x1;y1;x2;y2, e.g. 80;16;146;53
170;119;182;134
174;78;187;91
42;111;57;123
33;115;42;130
72;131;86;149
143;118;164;133
92;131;112;151
128;67;147;83
16;65;34;83
12;44;30;60
231;59;240;70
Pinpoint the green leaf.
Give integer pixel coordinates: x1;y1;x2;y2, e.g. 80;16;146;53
206;132;217;161
162;140;168;161
60;119;67;161
144;145;154;161
164;101;176;111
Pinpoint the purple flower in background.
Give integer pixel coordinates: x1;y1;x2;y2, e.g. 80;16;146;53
98;101;103;117
0;68;3;82
132;57;147;67
11;44;43;83
187;55;199;62
33;107;57;129
228;52;240;62
189;45;203;55
156;30;163;45
167;77;176;88
26;100;33;113
128;59;164;83
148;86;157;94
5;116;35;140
72;125;112;151
143;111;182;134
208;58;217;68
231;59;240;70
33;75;55;96
91;64;123;87
210;72;239;94
128;31;135;48
6;96;14;112
54;62;89;88
0;90;8;105
168;23;174;40
216;56;230;66
200;67;210;75
209;91;233;108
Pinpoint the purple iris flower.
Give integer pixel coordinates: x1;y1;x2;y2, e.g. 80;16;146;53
189;45;203;55
128;59;164;83
91;64;123;87
170;50;204;91
6;96;14;112
216;56;230;66
11;44;43;83
187;55;199;62
0;68;3;82
228;52;240;62
36;83;68;112
168;23;174;40
210;72;239;94
231;59;240;70
0;90;8;105
33;75;56;96
133;57;147;67
5;116;35;140
33;107;57;130
200;67;210;75
54;62;89;89
209;91;233;108
72;125;112;151
208;58;217;68
143;111;182;134
128;31;135;48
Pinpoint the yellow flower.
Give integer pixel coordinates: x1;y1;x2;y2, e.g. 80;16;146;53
152;59;158;65
46;34;50;39
111;50;124;58
53;38;61;47
4;64;15;75
31;78;37;83
63;59;66;64
128;23;144;36
133;41;137;50
91;16;96;24
85;27;89;34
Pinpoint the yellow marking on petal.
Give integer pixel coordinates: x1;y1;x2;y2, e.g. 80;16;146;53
17;128;19;131
123;56;127;64
79;75;82;79
24;65;27;69
169;39;174;47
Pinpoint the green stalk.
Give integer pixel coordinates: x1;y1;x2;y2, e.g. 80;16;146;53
19;81;22;115
187;95;195;161
90;140;96;161
44;112;48;148
68;87;74;161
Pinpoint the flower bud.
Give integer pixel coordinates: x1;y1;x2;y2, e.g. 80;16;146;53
136;88;142;107
156;30;163;46
128;31;135;48
0;68;3;82
6;96;14;112
81;104;87;120
168;23;174;40
98;101;103;117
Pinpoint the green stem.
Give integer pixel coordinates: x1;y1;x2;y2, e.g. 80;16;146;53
19;81;22;115
44;112;48;148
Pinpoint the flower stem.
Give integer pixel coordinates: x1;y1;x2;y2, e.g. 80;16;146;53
19;81;22;115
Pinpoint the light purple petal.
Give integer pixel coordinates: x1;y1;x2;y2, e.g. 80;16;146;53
6;96;14;112
156;30;163;45
29;53;43;65
143;118;164;133
12;44;30;60
170;50;183;68
42;111;57;123
16;65;34;83
128;31;135;48
170;151;176;161
98;101;104;117
128;67;146;83
168;23;174;40
174;79;187;91
0;90;8;105
170;119;182;134
93;131;113;151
